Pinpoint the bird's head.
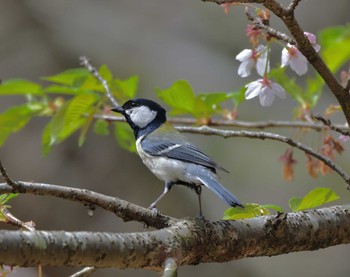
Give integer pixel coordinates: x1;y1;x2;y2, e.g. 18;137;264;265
111;98;166;137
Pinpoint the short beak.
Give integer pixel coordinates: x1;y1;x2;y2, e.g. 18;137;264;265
111;106;124;114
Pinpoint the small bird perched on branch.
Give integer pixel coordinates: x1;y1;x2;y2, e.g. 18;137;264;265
112;98;244;216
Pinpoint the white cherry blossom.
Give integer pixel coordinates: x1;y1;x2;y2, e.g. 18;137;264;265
236;45;269;77
281;32;320;76
304;32;321;52
245;78;286;107
281;45;308;76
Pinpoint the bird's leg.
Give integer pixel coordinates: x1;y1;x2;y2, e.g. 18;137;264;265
148;182;173;213
194;185;203;217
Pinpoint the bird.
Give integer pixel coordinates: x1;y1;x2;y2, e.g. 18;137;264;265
111;98;244;216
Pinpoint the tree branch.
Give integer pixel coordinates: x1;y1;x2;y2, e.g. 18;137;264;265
245;9;295;44
0;181;175;229
94;114;349;132
176;125;350;187
0;164;175;230
0;205;348;268
312;114;350;137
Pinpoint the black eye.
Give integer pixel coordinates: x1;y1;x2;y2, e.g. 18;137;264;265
123;101;139;109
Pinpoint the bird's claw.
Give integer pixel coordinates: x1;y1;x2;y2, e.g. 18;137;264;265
148;205;159;216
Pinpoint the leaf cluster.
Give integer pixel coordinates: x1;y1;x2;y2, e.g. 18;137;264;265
0;66;139;154
224;187;339;220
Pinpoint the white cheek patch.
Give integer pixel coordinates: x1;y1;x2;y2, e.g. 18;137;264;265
129;106;157;128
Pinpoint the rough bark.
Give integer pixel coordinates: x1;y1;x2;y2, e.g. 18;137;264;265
0;205;349;270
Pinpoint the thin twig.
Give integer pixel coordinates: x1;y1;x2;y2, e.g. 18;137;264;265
0;161;16;187
245;9;295;44
1;207;36;231
177;125;350;187
162;258;178;277
94;114;349;131
203;0;261;4
287;0;302;12
70;267;96;277
312;114;350;137
79;56;119;107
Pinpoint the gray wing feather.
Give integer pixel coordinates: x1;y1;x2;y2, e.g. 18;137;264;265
141;135;228;173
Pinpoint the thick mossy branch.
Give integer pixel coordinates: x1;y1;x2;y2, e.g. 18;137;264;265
0;205;349;269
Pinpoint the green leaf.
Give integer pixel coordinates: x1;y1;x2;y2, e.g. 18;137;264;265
156;80;196;115
197;92;233;116
64;93;98;130
41;93;97;155
289;187;339;212
0;193;19;222
42;114;86;156
0;193;19;205
114;123;136;153
223;203;270;220
98;64;113;82
198;92;231;107
78;111;95;147
230;86;246;107
42;102;69;155
156;81;233;118
0;210;6;222
93;119;110;136
261;204;284;213
41;121;55;156
288;197;302;212
43;68;90;86
0;105;39;147
305;76;324;108
319;25;350;73
112;75;139;99
269;67;306;106
44;85;88;95
79;75;104;92
0;79;42;95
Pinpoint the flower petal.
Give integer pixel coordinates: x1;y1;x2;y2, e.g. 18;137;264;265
238;60;254;77
290;53;308;75
255;45;269;76
259;86;275;107
256;56;269;76
270;82;287;99
281;47;290;68
304;32;316;43
236;49;252;62
313;44;321;52
245;80;262;99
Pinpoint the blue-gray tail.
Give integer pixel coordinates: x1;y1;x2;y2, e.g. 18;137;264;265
197;171;244;208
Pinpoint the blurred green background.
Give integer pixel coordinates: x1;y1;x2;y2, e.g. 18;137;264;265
0;0;349;276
